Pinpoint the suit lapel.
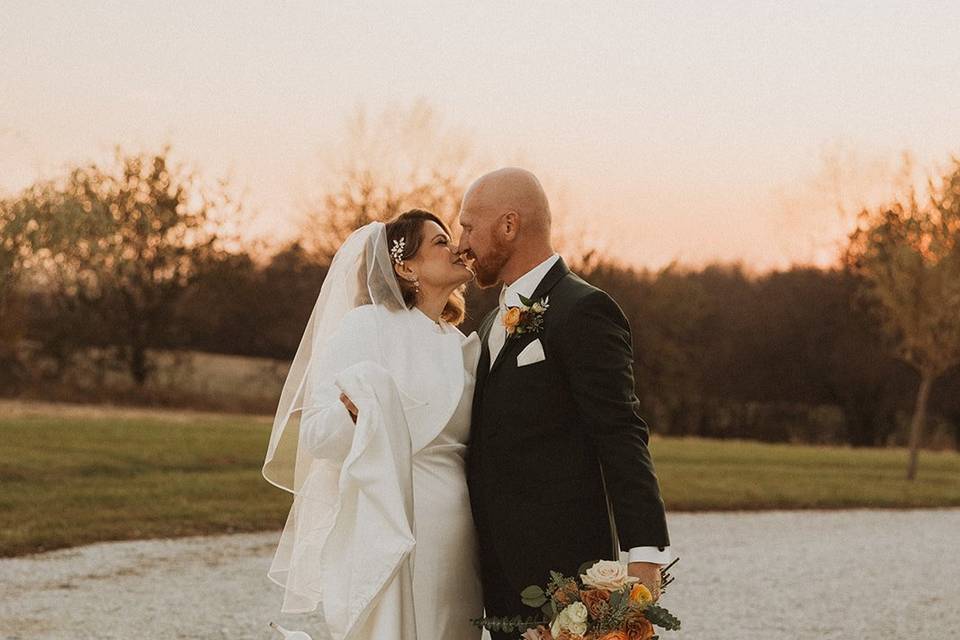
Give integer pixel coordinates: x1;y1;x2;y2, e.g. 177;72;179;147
475;309;497;390
488;257;570;376
471;308;498;432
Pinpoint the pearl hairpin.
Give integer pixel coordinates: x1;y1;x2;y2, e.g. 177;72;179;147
390;238;406;265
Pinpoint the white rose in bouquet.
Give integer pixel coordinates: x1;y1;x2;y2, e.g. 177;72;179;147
550;601;588;637
580;560;639;591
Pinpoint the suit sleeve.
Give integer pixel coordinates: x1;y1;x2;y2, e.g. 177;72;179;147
557;289;670;549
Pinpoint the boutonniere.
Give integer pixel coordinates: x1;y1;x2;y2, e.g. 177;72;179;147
503;294;550;337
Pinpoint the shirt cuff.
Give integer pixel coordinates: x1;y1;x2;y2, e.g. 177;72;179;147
627;546;672;565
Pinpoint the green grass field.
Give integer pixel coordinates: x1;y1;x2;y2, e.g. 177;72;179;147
1;411;958;557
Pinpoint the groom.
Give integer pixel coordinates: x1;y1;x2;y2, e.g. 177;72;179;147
458;168;671;637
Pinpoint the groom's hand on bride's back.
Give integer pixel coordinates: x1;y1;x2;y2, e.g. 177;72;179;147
339;393;359;423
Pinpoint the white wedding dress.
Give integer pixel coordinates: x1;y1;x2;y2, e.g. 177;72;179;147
405;311;484;640
262;222;485;640
265;303;485;640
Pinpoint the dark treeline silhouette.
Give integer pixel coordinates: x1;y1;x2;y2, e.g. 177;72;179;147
575;260;959;449
14;240;959;450
3;142;959;461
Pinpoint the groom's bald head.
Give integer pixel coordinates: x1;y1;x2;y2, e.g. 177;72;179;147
457;168;555;288
461;167;552;240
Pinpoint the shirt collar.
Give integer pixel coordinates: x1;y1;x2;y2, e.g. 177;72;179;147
499;253;561;309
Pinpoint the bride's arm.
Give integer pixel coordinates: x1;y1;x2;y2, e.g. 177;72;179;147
299;306;379;460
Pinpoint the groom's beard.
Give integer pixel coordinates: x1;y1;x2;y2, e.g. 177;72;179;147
471;238;510;289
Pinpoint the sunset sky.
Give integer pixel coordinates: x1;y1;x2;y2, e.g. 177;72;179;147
3;1;959;270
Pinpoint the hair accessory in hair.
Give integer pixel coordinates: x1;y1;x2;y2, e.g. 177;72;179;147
390;237;406;265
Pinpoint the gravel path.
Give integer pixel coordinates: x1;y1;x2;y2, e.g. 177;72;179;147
2;509;957;639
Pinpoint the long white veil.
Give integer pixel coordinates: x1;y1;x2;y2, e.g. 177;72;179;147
261;221;422;621
262;220;406;496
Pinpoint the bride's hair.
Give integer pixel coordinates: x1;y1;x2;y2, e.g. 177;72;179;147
383;209;467;326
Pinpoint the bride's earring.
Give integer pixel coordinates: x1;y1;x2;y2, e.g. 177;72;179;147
413;278;421;294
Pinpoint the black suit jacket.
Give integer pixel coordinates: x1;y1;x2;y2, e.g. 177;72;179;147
466;257;669;601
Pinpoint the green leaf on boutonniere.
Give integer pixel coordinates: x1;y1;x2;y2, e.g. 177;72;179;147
518;293;535;307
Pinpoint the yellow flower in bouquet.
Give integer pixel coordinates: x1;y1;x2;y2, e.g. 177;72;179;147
629;583;653;606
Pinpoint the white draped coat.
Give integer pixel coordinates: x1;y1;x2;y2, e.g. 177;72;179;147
264;304;481;640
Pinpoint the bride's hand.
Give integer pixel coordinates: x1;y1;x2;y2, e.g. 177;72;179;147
339;393;359;423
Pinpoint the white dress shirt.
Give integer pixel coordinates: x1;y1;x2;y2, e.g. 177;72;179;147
488;253;673;565
488;253;562;366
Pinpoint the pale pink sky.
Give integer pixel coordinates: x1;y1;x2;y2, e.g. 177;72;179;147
2;1;959;270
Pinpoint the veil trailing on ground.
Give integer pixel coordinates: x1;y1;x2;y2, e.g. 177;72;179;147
261;220;406;496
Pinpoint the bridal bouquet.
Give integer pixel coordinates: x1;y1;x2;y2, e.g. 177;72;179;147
471;559;681;640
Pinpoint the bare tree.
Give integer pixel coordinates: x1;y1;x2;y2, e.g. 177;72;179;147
844;158;960;479
300;101;476;261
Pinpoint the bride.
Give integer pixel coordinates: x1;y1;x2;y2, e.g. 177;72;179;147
262;210;484;640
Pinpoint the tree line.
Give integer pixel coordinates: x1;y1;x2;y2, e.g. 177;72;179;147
2;146;959;477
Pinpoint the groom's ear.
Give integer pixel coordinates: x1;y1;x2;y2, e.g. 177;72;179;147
501;210;519;240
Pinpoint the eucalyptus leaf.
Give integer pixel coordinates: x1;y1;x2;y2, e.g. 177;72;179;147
578;559;599;575
644;603;682;630
521;585;545;599
522;594;547;608
609;590;623;609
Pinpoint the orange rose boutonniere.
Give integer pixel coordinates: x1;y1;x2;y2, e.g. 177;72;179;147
503;294;550;337
503;306;523;333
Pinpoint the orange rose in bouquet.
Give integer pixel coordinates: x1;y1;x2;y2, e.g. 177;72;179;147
580;588;611;620
552;579;581;607
623;613;655;640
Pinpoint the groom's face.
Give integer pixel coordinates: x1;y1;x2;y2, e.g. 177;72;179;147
457;206;510;289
